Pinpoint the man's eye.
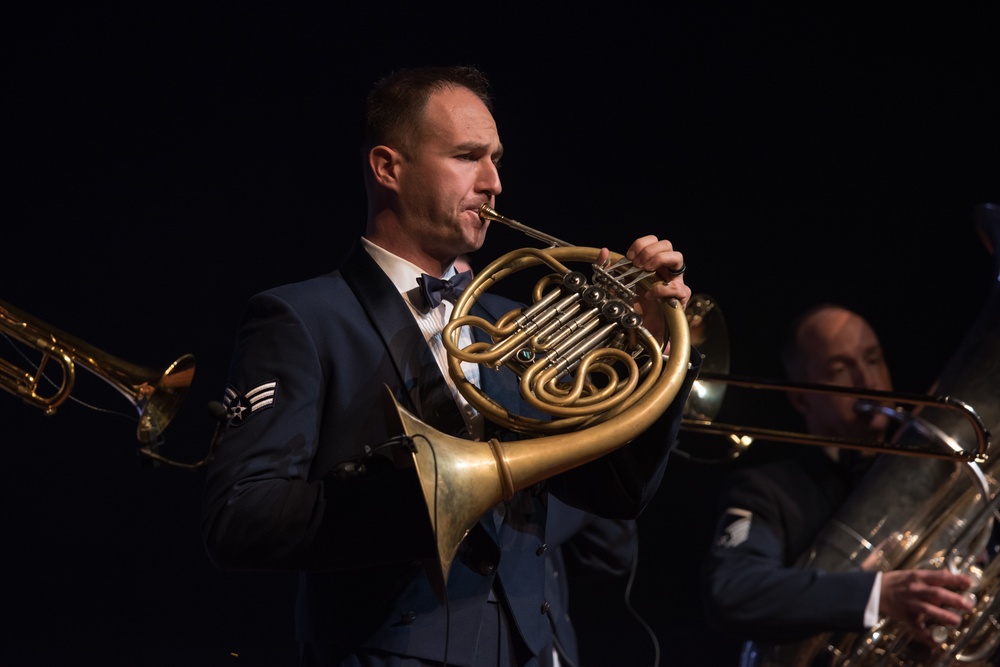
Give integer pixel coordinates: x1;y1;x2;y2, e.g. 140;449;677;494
493;159;502;170
826;365;848;379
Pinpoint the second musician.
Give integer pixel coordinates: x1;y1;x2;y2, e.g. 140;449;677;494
701;304;973;654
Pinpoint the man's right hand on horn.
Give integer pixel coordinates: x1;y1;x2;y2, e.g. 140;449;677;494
599;235;691;352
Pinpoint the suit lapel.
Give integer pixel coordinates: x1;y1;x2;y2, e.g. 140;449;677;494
340;242;426;412
342;248;523;540
341;242;466;433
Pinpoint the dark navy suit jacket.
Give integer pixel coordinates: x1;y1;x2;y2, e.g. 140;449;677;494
202;241;697;666
543;497;636;667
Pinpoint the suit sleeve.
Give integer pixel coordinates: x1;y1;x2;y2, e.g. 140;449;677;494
201;291;435;572
546;497;636;578
701;464;877;643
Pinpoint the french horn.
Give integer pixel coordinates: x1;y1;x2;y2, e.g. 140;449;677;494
382;204;692;594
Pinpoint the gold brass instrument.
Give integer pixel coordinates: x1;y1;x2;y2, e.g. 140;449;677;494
683;370;990;463
675;292;989;463
382;204;692;593
1;299;195;444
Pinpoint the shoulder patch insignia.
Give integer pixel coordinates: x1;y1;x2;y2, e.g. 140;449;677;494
717;508;753;548
223;380;277;426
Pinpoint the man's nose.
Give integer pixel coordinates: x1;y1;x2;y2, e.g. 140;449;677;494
479;161;502;196
856;364;885;390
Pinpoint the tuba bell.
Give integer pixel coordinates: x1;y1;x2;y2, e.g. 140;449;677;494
745;202;1000;667
1;299;195;445
382;205;692;593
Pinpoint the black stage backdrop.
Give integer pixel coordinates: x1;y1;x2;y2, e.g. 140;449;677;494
3;6;999;666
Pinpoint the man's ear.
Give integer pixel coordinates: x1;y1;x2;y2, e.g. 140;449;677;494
786;390;808;416
369;145;402;190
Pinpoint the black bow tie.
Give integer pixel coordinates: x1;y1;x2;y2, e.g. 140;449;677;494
417;270;473;309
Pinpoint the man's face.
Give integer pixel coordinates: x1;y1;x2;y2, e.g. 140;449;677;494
395;85;503;260
791;308;893;440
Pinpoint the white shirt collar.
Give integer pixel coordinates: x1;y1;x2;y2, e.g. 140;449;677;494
360;237;457;296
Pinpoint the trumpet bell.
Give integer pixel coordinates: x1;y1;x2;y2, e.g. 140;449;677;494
127;352;196;444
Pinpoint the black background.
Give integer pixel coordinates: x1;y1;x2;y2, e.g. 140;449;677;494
3;5;999;666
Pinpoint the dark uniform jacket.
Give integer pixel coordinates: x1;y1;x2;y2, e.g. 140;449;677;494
543;497;637;667
202;241;697;666
702;447;877;644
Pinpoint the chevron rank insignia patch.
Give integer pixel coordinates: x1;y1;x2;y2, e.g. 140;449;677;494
717;508;753;548
223;380;277;426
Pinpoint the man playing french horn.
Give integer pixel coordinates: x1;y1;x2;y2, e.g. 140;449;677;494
200;65;699;667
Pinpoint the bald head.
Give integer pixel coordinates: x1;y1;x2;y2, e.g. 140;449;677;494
782;305;893;440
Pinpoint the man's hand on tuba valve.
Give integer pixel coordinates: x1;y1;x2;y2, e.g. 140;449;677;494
879;568;974;646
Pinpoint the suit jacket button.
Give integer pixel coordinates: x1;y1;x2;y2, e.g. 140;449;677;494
478;561;496;575
535;543;548;556
540;601;551;614
400;611;417;624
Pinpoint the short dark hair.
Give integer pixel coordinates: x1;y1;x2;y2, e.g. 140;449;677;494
361;65;493;158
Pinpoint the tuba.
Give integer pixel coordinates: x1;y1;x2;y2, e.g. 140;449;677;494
382;204;692;593
747;202;1000;667
0;299;195;445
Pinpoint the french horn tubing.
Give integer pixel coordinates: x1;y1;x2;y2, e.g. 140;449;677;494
382;204;692;595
